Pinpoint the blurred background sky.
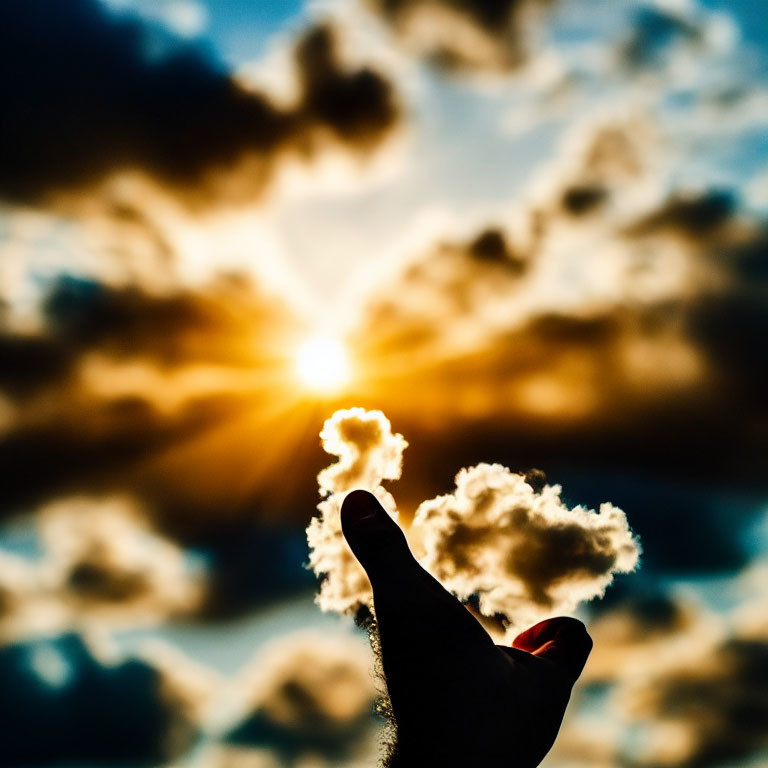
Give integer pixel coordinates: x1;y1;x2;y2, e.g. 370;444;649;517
0;0;767;766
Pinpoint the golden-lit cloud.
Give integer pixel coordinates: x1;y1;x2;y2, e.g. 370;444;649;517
581;591;718;684
317;407;408;496
344;111;768;513
414;463;640;634
221;630;379;764
0;496;203;643
308;408;407;614
617;634;768;767
40;496;203;617
307;408;639;634
545;587;768;768
0;273;320;529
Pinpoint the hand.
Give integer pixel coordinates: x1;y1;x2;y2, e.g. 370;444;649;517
341;490;593;768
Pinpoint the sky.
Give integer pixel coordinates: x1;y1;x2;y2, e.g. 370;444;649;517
0;0;767;766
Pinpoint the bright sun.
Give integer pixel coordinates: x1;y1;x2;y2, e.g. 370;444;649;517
295;335;351;394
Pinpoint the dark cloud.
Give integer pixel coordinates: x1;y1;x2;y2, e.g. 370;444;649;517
560;185;609;216
353;226;529;361
367;0;557;70
296;26;400;149
0;335;73;400
0;271;312;530
351;142;768;481
0;273;303;406
0;633;199;767
367;0;710;75
0;392;245;520
621;5;703;70
468;228;526;269
41;273;300;369
341;147;768;580
689;258;768;408
623;190;737;237
593;590;691;635
0;0;399;208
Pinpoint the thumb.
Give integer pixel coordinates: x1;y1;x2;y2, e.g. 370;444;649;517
340;489;416;582
341;489;495;649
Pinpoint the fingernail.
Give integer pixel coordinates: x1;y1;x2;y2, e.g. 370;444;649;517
341;489;382;527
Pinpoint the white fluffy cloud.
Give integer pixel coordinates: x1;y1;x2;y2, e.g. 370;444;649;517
316;407;408;496
40;495;203;619
218;630;380;766
307;407;640;635
234;631;376;728
307;408;407;614
616;632;768;767
414;462;640;633
0;495;203;642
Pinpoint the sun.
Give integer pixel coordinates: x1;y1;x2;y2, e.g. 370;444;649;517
295;335;352;394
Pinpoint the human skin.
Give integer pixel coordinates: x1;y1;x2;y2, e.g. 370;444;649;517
340;489;593;768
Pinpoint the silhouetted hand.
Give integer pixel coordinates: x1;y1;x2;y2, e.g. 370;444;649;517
341;490;593;768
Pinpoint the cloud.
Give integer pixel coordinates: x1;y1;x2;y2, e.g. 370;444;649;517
345;159;767;573
0;388;243;519
42;272;300;371
619;635;768;767
317;407;408;495
413;463;640;633
0;0;400;209
580;590;712;684
0;496;203;643
0;272;314;528
0;632;203;767
100;0;210;39
364;0;725;79
623;189;738;238
367;0;557;71
537;580;768;768
348;111;768;498
0;4;763;633
307;408;639;635
547;581;768;768
39;496;203;618
619;4;704;70
354;226;529;362
224;630;379;764
0;273;299;398
0;551;41;623
3;120;761;597
730;561;768;641
307;408;407;615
